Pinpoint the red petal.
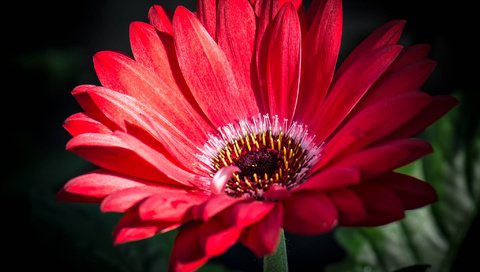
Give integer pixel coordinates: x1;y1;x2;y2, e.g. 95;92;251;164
93;51;213;138
198;215;242;257
169;223;209;272
217;0;259;112
389;44;431;71
173;7;259;126
253;0;283;112
228;200;276;228
148;5;173;34
297;0;342;121
311;45;403;142
326;139;432;179
296;167;360;192
388;95;459;139
352;182;405;226
266;3;301;120
317;92;432;167
56;189;100;203
335;20;405;78
138;192;208;221
328;188;367;225
354;61;436;113
377;172;437;209
101;187;158;213
64;112;111;136
241;204;283;257
283;192;338;235
130;22;187;91
72;85;200;168
196;0;217;40
192;194;246;221
67;131;199;186
113;211;178;244
62;170;158;198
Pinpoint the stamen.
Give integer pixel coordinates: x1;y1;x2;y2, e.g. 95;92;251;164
198;114;322;200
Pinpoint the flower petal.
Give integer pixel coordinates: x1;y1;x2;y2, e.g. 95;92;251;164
130;22;187;92
240;204;283;257
192;194;247;221
266;3;301;120
351;182;405;226
311;45;403;142
138;192;208;221
196;0;217;40
389;44;431;71
198;215;242;257
113;211;178;245
328;188;367;225
283;192;338;235
297;167;360;192
67;131;201;187
297;0;342;121
93;51;213;139
101;187;159;213
64;112;111;136
353;61;436;113
173;7;259;126
335;20;405;78
62;169;158;198
323;138;432;179
72;85;201;169
217;0;259;111
317;92;432;167
388;95;459;139
169;223;209;272
148;5;173;34
228;200;276;228
376;172;437;209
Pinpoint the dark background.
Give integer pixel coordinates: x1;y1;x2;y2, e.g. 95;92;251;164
3;0;478;271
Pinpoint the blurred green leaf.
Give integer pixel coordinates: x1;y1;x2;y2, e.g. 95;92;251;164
327;92;480;272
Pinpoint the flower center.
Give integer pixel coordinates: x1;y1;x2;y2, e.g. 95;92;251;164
198;115;321;200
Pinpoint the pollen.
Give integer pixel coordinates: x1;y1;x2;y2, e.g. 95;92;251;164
198;115;321;199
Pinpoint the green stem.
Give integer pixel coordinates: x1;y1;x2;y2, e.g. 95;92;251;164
263;229;288;272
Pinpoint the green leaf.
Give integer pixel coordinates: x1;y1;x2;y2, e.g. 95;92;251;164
327;92;480;272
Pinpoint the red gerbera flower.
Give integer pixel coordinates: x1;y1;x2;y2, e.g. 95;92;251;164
60;0;457;271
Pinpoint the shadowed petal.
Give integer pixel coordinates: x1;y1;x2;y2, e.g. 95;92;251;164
317;92;432;168
266;3;301;120
311;45;402;142
335;20;405;78
297;0;342;121
297;167;360;191
196;0;217;40
114;211;179;244
169;223;209;272
352;182;405;226
138;192;209;221
283;192;338;234
319;138;432;179
375;172;437;209
148;5;173;34
217;0;259;111
241;204;283;256
329;188;367;225
388;95;459;139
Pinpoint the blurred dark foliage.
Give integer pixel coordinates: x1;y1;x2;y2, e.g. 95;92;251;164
2;0;478;271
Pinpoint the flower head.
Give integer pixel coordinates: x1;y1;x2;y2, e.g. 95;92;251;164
60;0;457;271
